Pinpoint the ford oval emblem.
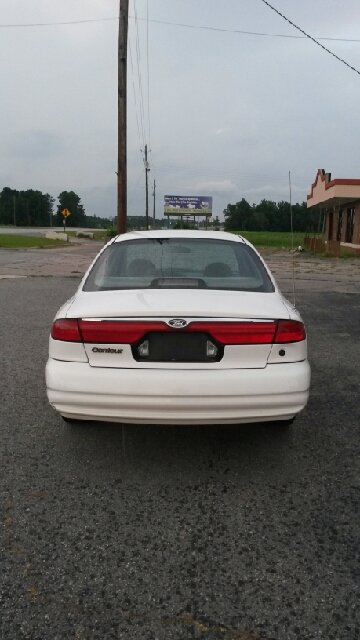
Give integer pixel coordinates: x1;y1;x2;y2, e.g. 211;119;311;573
168;318;188;328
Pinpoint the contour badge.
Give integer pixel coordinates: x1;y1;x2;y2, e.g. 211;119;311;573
92;347;123;354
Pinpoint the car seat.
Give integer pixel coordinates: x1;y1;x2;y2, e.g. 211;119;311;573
203;262;232;277
127;258;157;277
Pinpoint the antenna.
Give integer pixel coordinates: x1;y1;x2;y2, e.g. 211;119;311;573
152;179;156;228
289;171;296;307
144;144;150;230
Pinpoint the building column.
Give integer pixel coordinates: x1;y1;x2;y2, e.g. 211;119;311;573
341;206;347;242
326;208;334;241
353;202;360;245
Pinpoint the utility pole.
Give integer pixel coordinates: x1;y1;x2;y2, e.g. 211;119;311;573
152;180;156;229
117;0;129;235
145;144;150;230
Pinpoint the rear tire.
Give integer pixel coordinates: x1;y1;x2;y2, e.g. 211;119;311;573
273;417;296;428
61;416;84;425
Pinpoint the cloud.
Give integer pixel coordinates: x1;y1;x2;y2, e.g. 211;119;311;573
81;185;116;218
243;184;305;196
241;183;308;204
1;0;360;221
194;180;239;196
8;130;65;161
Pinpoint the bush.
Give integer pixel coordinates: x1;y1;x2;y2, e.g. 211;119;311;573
106;226;118;238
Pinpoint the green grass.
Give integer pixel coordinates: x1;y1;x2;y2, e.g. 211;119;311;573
231;231;305;248
0;234;68;249
93;230;109;241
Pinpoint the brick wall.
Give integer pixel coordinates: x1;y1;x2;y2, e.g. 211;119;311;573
312;201;360;250
331;201;360;246
327;240;340;256
303;237;324;253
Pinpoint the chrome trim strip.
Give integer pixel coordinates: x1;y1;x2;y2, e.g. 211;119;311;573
80;317;276;323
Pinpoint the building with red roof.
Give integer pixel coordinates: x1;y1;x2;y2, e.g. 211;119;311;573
307;169;360;253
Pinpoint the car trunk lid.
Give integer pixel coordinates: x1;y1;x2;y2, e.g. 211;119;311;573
68;288;289;321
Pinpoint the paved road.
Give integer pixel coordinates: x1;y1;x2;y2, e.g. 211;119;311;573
1;276;359;639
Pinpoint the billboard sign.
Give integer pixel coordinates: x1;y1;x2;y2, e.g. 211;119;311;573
164;195;213;215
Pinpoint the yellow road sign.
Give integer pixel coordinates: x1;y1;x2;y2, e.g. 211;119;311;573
62;208;71;218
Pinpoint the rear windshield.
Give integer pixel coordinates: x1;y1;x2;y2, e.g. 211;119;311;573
83;238;274;293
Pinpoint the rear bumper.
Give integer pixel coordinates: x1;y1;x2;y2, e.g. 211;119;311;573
46;359;310;425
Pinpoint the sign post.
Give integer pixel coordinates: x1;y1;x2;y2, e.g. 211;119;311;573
61;208;71;231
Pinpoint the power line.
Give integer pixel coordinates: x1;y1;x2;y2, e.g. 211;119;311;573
132;0;152;220
146;0;151;149
128;37;143;151
259;0;360;76
138;18;360;45
145;1;157;185
133;1;147;151
0;17;117;28
1;14;360;45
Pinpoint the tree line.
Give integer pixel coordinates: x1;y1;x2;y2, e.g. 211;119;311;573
0;187;170;230
0;188;55;227
1;187;320;233
0;187;113;228
224;199;318;233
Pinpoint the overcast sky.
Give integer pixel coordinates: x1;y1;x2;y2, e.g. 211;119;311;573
1;0;360;221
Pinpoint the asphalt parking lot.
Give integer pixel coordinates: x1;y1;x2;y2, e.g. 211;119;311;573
1;256;360;639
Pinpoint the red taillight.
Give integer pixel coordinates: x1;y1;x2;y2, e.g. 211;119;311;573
51;319;82;342
274;320;306;343
78;320;171;344
77;320;277;345
188;321;277;344
51;318;305;345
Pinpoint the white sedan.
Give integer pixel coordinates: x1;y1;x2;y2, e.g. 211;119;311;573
46;230;310;425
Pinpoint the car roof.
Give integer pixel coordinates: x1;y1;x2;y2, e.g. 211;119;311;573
113;230;247;244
